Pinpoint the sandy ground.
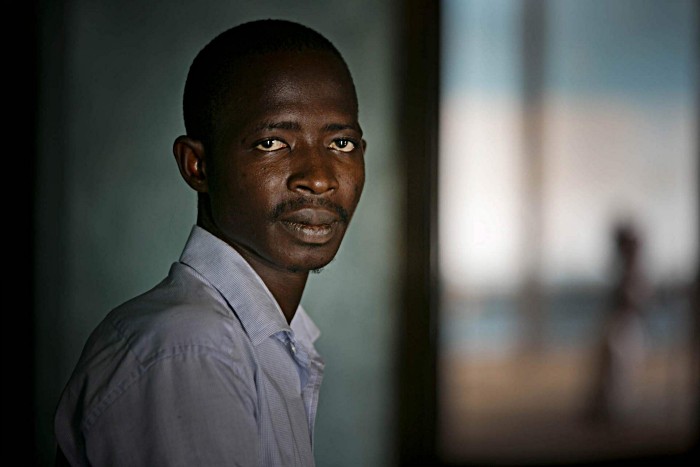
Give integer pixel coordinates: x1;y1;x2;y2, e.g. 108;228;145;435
439;346;697;464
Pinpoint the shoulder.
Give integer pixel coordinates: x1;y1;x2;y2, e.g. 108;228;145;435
55;262;262;465
87;262;253;358
58;262;257;425
102;262;248;362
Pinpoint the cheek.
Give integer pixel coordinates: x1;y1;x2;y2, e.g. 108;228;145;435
209;164;252;216
355;165;366;198
241;164;289;213
353;183;363;204
341;163;365;207
229;164;265;193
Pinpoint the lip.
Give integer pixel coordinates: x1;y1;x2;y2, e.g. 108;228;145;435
279;208;339;225
278;208;340;244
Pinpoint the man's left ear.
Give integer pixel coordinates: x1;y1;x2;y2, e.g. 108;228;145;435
173;136;208;193
361;139;367;152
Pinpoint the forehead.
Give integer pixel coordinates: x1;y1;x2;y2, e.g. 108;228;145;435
215;50;358;133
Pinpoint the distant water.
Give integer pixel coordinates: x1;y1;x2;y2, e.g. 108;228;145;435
441;289;693;356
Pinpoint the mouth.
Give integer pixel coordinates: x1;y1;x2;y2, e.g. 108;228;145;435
278;208;341;244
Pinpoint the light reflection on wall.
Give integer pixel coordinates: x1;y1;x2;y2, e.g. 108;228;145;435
440;0;525;295
440;0;697;294
541;95;696;286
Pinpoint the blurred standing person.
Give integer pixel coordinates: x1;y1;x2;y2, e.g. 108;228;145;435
587;223;651;424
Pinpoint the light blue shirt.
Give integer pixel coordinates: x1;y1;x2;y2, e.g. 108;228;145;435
55;225;324;466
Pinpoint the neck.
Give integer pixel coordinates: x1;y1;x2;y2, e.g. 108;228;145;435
249;265;309;323
197;211;308;324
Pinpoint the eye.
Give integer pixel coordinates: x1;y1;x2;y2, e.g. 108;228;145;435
329;138;356;153
255;139;288;152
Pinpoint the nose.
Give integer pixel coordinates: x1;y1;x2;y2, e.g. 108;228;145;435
287;145;339;195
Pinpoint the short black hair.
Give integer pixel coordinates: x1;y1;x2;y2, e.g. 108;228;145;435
183;19;355;150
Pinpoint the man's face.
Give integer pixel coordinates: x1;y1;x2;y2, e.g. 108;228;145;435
204;50;365;274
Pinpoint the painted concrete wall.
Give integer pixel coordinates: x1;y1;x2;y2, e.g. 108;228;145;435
35;1;400;465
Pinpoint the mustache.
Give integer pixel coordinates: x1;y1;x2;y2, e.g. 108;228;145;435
271;197;349;224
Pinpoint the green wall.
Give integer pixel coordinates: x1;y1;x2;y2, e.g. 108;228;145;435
35;1;400;465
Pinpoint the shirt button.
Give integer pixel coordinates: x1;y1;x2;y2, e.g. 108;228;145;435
290;342;297;354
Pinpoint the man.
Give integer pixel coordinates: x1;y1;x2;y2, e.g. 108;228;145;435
55;19;365;466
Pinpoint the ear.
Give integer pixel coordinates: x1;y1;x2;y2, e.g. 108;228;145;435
361;139;367;152
173;136;208;193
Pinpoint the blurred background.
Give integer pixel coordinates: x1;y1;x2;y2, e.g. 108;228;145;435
439;0;698;465
18;0;697;465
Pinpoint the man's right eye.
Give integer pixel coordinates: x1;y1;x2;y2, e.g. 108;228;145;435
255;139;288;151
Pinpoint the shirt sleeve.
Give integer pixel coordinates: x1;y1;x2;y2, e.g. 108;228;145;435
81;349;260;467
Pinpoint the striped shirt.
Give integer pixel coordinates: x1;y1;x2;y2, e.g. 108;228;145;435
55;225;324;466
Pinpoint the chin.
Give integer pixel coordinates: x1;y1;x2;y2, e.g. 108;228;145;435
283;246;338;273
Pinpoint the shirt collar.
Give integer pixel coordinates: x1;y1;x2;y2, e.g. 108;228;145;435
179;225;320;346
291;304;321;353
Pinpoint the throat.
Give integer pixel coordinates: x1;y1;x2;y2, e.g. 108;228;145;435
195;210;309;323
261;270;309;324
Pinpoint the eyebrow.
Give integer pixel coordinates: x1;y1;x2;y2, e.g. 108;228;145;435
323;123;362;133
249;121;362;134
251;121;302;132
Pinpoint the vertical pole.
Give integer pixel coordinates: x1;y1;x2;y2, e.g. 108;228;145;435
519;0;547;353
396;0;441;465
